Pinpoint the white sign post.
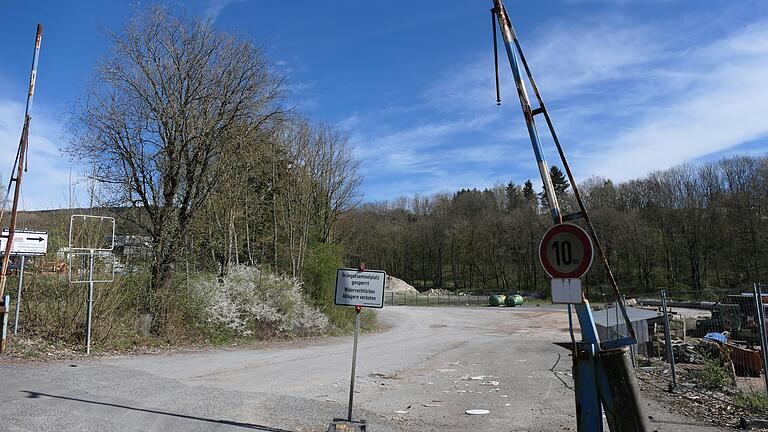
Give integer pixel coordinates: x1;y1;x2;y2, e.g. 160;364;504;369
330;266;386;431
0;229;48;334
68;215;115;355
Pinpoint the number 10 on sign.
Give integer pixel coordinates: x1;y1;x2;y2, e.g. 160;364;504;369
539;223;594;279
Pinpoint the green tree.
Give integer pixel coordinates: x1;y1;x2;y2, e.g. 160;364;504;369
505;182;523;213
522;180;537;208
540;165;570;209
550;165;570;196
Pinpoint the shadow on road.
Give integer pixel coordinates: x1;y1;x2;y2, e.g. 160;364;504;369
21;390;293;431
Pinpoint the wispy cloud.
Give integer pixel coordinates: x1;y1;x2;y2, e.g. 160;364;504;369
0;99;82;210
574;21;768;180
203;0;245;22
341;7;768;200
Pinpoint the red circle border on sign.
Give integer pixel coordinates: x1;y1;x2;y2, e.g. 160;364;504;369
538;223;594;279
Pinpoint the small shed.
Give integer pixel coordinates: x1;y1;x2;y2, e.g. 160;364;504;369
592;306;663;355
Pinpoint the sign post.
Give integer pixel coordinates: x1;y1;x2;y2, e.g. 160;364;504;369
14;256;25;333
0;229;48;335
67;215;115;355
328;264;386;432
348;303;361;422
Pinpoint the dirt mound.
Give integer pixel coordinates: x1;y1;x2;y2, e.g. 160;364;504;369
386;276;419;295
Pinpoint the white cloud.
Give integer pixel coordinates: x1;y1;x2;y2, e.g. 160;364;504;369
0;99;83;210
336;114;361;130
416;12;768;186
352;114;499;171
525;18;662;99
203;0;245;22
579;21;768;181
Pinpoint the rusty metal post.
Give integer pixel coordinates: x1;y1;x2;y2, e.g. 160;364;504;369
0;25;42;354
598;347;652;432
488;2;647;430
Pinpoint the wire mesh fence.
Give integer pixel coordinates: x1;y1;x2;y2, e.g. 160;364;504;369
628;286;768;416
385;292;490;307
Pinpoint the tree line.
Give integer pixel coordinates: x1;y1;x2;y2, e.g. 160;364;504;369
339;157;768;296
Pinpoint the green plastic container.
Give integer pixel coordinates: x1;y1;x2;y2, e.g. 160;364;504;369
489;294;507;306
505;294;524;307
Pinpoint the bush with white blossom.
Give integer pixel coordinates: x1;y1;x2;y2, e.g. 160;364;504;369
197;265;328;338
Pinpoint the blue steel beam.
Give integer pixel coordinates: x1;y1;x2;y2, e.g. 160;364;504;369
492;1;561;224
25;24;42;117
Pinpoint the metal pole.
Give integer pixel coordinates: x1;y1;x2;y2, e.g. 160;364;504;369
14;255;25;333
661;290;677;391
347;305;361;421
623;295;636;368
491;1;561;223
1;295;8;351
85;252;94;355
752;284;768;395
497;1;637;342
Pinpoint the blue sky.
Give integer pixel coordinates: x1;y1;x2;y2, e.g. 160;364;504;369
1;0;767;209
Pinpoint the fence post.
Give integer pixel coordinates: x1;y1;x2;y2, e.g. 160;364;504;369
661;290;677;392
753;284;768;396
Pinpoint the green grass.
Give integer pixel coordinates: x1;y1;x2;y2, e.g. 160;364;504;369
734;392;768;413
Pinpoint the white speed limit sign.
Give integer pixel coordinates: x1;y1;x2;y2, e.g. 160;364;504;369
538;223;594;279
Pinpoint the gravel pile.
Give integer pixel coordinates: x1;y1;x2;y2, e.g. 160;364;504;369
386;275;419;295
419;288;453;296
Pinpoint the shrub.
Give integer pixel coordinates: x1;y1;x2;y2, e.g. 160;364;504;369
697;356;732;391
303;243;343;305
302;243;380;331
195;265;328;338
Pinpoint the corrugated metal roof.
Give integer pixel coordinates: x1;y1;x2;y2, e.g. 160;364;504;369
592;306;661;327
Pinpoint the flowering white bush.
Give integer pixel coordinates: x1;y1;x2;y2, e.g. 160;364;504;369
196;265;328;337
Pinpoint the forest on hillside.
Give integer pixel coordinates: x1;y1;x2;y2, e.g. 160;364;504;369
338;156;768;297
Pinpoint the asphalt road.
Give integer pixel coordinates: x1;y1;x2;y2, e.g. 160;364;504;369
0;306;726;431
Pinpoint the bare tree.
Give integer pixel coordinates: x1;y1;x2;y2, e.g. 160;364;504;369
314;124;362;243
271;120;361;276
274;120;315;277
67;6;283;311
